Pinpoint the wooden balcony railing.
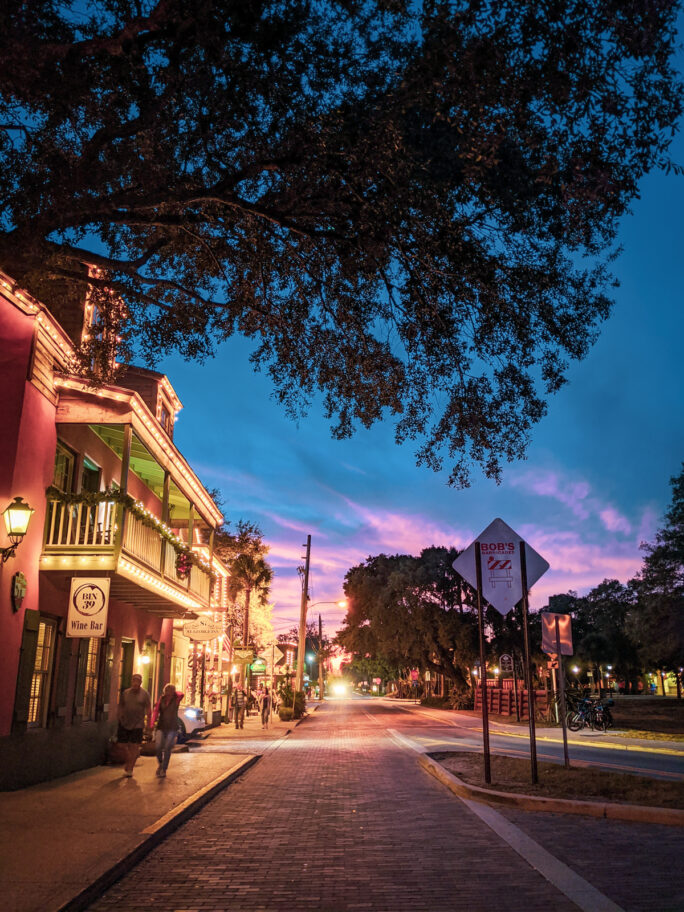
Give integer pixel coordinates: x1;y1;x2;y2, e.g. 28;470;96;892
43;497;212;607
45;498;117;548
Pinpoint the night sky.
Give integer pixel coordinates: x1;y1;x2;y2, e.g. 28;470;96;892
158;74;684;641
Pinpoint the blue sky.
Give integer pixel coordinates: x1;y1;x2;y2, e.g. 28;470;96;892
160;94;684;640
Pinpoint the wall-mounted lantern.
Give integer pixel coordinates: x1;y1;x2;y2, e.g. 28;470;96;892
1;497;34;563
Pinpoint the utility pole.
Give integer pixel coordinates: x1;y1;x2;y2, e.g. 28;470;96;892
241;586;252;688
318;614;324;701
295;535;311;693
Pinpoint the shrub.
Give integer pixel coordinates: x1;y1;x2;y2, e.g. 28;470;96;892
449;688;475;711
278;707;294;722
277;683;307;719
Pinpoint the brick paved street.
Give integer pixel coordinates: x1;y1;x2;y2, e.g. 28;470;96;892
87;698;682;912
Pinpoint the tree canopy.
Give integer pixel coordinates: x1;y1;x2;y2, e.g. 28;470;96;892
336;547;480;691
627;463;684;674
1;1;681;484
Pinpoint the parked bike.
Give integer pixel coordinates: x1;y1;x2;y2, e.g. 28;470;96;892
566;697;614;732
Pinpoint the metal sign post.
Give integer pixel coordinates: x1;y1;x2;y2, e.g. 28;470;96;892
512;651;521;721
519;542;538;785
475;543;491;784
555;616;571;769
453;518;549;789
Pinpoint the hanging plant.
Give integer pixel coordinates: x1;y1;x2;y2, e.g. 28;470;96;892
175;550;192;580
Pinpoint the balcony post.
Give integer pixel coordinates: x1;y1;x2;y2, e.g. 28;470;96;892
186;503;195;592
116;424;133;557
160;469;170;576
208;527;215;610
119;424;132;494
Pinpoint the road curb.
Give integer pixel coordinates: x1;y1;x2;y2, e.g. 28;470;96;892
57;755;260;912
418;753;684;827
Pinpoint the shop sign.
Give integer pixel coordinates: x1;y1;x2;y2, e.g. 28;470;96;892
233;648;254;664
67;578;110;637
250;657;267;673
184;616;223;641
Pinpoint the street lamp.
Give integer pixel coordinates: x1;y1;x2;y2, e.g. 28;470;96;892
296;598;347;697
1;497;34;563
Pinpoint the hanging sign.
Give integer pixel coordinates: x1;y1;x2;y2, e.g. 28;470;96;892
500;653;513;673
541;612;573;655
67;578;110;637
250;657;268;673
184;616;223;641
452;518;549;615
233;648;254;664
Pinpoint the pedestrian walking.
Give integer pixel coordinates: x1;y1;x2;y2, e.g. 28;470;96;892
116;673;152;778
259;685;271;729
152;683;183;778
232;685;247;729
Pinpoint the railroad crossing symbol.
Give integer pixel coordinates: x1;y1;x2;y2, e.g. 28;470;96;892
452;517;549;615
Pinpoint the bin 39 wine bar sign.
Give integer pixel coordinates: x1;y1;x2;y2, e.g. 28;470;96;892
67;577;110;637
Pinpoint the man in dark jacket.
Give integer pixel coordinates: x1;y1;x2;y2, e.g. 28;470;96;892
232;686;247;729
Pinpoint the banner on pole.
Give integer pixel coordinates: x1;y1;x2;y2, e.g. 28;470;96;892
541;612;573;655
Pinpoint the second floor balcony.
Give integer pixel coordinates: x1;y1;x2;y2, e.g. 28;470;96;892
40;492;213;616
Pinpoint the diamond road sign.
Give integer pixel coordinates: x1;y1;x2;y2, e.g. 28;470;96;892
452;517;549;615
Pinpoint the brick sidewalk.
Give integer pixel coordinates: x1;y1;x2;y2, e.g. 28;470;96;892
88;701;582;912
0;708;302;912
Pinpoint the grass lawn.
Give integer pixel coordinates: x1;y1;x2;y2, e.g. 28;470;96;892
433;750;684;809
456;697;684;741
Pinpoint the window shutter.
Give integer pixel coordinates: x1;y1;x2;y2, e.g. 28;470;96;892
12;610;40;731
73;638;89;718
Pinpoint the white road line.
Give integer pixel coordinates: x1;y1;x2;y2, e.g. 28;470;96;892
388;729;625;912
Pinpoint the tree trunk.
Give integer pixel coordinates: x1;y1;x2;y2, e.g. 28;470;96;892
241;587;251;687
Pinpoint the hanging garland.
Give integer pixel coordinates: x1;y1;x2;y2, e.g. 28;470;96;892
45;485;215;579
175;550;192;580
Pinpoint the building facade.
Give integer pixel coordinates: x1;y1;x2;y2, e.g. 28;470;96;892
0;271;225;789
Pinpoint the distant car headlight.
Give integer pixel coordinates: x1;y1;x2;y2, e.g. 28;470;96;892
332;683;347;696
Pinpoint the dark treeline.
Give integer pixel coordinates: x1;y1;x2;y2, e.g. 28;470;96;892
337;464;684;701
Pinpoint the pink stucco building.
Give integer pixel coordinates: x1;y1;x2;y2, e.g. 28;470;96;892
0;270;227;788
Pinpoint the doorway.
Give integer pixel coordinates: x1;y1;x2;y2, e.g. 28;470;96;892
119;639;135;697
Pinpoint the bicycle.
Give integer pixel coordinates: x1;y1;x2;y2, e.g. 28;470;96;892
566;697;614;732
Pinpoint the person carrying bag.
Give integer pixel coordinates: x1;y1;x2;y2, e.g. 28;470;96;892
151;684;183;778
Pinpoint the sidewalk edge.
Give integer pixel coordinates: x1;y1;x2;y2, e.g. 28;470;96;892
57;755;260;912
418;754;684;828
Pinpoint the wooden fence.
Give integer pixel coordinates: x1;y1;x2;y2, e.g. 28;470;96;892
474;685;548;720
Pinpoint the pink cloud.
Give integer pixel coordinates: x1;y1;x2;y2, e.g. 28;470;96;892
599;507;632;535
518;525;643;609
338;498;472;555
512;468;634;538
262;511;324;537
512;470;591;519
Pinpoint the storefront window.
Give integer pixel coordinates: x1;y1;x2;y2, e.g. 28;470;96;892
81;639;101;721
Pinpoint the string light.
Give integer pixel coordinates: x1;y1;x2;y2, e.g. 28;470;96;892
119;557;200;610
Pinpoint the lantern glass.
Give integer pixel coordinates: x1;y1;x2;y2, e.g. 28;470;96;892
3;497;34;543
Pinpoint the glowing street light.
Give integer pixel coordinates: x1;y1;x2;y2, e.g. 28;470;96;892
1;497;34;562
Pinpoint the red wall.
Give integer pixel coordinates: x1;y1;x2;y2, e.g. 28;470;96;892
0;306;57;734
0;302;169;735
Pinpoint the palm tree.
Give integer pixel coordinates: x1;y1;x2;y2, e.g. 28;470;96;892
227;554;273;685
